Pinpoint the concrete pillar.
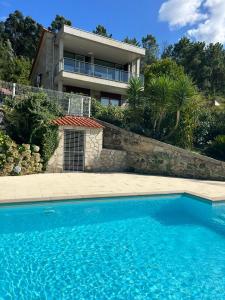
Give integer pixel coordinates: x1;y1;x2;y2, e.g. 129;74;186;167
136;58;140;76
128;63;131;80
59;38;64;71
58;80;63;92
131;61;136;76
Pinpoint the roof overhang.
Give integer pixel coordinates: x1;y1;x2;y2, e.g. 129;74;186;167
58;25;145;65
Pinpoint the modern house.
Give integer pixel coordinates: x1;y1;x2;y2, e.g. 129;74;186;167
30;25;145;106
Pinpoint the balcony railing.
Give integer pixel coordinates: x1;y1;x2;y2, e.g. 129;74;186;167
57;58;144;85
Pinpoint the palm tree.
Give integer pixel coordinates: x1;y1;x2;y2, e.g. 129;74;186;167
166;75;196;139
127;77;143;109
147;76;173;136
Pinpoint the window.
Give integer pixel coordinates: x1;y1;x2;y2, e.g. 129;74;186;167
64;51;85;62
100;97;120;106
110;99;120;106
101;97;110;106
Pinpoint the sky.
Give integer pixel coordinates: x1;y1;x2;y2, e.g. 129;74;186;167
0;0;225;48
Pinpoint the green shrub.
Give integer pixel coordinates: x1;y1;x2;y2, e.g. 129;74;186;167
91;99;125;127
0;130;42;175
205;135;225;161
3;92;62;168
41;126;59;169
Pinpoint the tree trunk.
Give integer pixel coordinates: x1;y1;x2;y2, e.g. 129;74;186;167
165;110;180;139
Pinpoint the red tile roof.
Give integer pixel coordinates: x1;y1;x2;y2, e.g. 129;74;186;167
53;116;104;128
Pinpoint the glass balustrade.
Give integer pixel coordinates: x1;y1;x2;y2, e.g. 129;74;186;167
61;58;144;85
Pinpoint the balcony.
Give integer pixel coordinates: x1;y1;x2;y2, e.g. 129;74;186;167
57;58;144;85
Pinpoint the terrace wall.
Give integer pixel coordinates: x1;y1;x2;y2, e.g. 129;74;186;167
97;120;225;181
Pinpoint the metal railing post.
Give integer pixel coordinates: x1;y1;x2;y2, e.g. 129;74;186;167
12;83;16;98
88;98;91;117
68;98;71;115
81;96;84;116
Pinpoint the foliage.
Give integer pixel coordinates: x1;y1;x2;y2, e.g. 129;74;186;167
172;96;203;149
205;135;225;161
125;73;201;148
13;56;31;85
48;15;72;33
3;92;62;168
123;37;140;46
0;10;42;59
194;108;225;150
0;130;42;175
91;99;124;127
144;59;185;82
0;39;14;81
167;75;196;139
0;40;31;84
141;34;159;66
145;76;173;137
41;126;59;168
162;37;225;97
93;25;112;38
127;77;144;109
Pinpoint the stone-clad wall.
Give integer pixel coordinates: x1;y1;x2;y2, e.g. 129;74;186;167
93;149;127;172
47;126;103;173
46;125;127;173
97;120;225;180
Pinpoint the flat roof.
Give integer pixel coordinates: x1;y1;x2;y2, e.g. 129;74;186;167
61;25;146;56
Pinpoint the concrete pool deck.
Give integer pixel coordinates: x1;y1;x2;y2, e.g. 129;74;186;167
0;173;225;204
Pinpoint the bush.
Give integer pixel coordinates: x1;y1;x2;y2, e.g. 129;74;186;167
3;92;62;169
0;130;42;175
205;135;225;161
41;126;59;168
91;99;125;127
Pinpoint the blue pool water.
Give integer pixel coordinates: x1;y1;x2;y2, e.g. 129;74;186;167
0;195;225;299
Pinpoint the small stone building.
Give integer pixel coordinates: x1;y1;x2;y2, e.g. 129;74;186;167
47;116;104;172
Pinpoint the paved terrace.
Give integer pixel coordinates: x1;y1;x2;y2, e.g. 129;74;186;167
0;173;225;204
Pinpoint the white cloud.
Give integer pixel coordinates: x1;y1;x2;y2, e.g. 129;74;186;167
159;0;225;44
159;0;206;28
188;0;225;43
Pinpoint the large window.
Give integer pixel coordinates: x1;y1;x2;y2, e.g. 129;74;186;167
64;51;86;73
101;97;120;106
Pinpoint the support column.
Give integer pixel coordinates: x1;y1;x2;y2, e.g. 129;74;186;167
128;63;131;80
136;58;140;76
131;60;136;75
58;80;63;92
59;38;64;72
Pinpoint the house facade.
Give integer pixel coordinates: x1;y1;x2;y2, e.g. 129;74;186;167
30;25;145;106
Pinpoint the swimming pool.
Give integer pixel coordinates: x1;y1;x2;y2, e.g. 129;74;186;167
0;194;225;299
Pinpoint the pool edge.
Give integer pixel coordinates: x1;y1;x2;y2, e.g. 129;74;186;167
0;190;224;207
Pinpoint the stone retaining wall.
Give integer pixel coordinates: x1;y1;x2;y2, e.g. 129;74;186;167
97;119;225;181
92;149;127;172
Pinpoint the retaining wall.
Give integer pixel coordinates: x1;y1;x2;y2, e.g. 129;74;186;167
97;119;225;181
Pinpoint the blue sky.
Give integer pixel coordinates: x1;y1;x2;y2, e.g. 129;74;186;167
0;0;187;48
1;0;225;46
